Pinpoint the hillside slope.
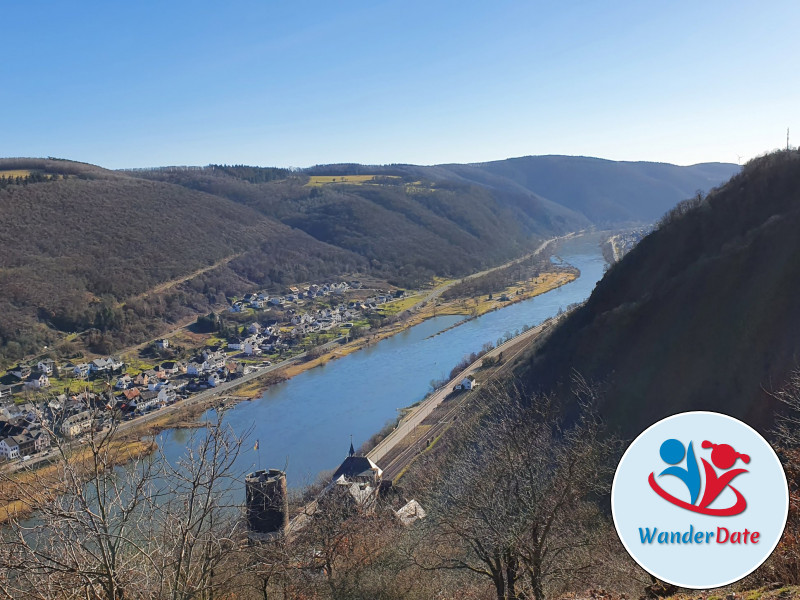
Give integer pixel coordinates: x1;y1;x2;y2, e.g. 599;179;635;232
517;151;800;435
461;155;739;224
0;153;737;362
0;159;364;360
127;166;589;282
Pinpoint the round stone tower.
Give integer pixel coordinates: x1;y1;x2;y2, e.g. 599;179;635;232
245;469;288;540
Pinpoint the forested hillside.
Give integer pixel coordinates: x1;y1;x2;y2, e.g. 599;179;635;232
443;155;739;224
128;165;589;281
0;154;736;362
0;159;363;361
517;150;800;436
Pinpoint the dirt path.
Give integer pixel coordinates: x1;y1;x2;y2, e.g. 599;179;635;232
116;253;243;308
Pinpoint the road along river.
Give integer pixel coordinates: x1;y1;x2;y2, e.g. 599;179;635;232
155;232;609;489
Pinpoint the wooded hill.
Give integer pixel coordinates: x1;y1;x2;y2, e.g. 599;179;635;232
0;155;735;362
0;159;363;361
516;150;800;436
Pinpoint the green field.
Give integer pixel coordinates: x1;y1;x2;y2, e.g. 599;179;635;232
305;175;400;187
0;169;32;178
378;294;423;315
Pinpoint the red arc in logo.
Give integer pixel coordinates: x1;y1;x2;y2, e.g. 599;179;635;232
649;439;749;516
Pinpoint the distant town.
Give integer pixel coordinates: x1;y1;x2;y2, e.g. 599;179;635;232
0;279;410;462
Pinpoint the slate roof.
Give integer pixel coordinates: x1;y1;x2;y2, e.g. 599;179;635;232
331;456;383;481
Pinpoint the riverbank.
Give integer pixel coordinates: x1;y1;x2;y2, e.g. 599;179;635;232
187;270;576;400
97;267;578;443
0;232;596;511
96;248;579;442
0;437;155;524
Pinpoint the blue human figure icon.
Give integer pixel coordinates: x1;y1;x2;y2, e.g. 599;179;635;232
658;439;701;505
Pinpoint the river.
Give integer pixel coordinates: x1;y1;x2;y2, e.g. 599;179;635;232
156;232;609;489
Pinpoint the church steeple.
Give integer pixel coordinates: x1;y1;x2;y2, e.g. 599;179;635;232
349;434;355;457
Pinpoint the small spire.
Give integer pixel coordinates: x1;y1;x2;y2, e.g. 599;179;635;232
349;434;355;457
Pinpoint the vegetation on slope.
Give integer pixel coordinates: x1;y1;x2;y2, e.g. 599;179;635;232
127;165;589;286
466;155;739;224
0;153;737;363
0;159;363;361
517;150;800;436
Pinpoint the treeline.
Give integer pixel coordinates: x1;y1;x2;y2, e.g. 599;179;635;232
0;172;65;189
208;164;293;183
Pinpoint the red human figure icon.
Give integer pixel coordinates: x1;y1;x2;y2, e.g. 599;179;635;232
698;441;750;510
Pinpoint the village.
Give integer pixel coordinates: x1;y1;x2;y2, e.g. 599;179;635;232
0;279;409;463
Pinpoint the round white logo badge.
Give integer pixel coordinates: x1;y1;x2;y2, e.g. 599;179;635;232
611;411;788;589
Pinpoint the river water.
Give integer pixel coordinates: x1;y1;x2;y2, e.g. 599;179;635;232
156;232;608;489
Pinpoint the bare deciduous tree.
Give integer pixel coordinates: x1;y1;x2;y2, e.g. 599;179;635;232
415;380;619;600
0;413;249;600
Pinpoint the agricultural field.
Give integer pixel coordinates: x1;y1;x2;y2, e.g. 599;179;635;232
378;293;423;315
305;174;400;187
0;169;33;178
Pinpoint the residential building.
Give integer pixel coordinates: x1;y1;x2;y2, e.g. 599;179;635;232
62;411;94;437
11;365;32;380
37;359;55;375
25;372;50;389
30;429;50;452
0;437;19;459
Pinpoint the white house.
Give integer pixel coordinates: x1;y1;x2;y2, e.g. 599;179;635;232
207;373;221;388
115;375;132;390
243;341;261;356
459;377;475;390
187;362;203;375
92;356;122;372
73;363;90;378
0;438;20;460
25;373;50;389
157;388;175;404
247;322;262;335
90;358;111;373
155;339;169;350
137;392;160;412
37;359;55;375
291;313;313;326
203;352;226;371
148;379;169;391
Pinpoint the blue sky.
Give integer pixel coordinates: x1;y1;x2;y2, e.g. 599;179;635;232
2;1;798;168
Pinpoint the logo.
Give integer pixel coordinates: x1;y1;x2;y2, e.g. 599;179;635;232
612;412;788;589
648;439;749;516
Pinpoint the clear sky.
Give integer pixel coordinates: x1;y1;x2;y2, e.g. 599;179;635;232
2;1;798;169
